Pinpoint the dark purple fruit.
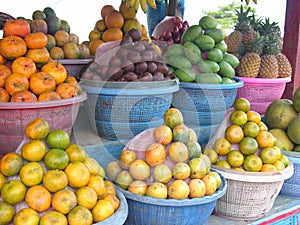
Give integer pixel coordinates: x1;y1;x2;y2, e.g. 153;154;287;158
135;61;148;74
109;56;121;66
108;65;124;80
122;59;135;72
156;62;169;75
120;34;133;46
128;29;142;41
116;47;129;59
124;72;138;81
146;61;157;73
152;71;165;81
133;42;146;52
96;64;109;79
141;50;154;61
128;50;142;63
139;72;153;81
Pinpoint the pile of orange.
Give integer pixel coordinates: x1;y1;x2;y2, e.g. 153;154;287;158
0;118;120;225
85;3;149;55
203;98;290;172
0;19;83;102
105;108;223;200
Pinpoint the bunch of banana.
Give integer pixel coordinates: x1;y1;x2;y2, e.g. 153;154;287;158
124;0;161;13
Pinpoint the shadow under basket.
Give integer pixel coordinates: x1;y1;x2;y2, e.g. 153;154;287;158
0;92;87;156
280;150;300;199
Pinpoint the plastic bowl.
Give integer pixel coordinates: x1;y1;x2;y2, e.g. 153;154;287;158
0;91;87;156
60;58;93;79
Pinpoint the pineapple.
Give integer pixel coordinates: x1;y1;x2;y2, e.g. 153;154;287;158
225;6;253;55
236;32;263;78
276;53;292;77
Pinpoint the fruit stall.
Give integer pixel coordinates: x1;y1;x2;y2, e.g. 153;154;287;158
0;0;300;224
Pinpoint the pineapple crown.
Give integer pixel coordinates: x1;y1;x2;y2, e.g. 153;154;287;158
263;34;281;55
251;32;264;55
257;18;281;38
234;5;254;32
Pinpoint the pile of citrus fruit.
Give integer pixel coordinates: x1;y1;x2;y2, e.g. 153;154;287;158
105;108;223;200
0;118;120;225
203;98;290;172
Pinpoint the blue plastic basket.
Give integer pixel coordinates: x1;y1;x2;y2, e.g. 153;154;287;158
172;78;244;113
180;110;225;126
189;123;220;146
280;150;300;199
84;141;227;225
94;118;164;141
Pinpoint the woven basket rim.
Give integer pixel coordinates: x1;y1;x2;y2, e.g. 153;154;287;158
117;169;227;206
59;58;93;65
211;160;294;182
236;76;291;84
0;91;87;109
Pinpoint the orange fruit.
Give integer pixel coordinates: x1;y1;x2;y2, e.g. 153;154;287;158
145;143;166;166
104;180;116;196
76;186;98;209
243;121;260;138
5;73;29;96
172;162;190;180
105;161;122;182
273;160;286;170
186;141;201;159
44;149;69;170
146;182;168;199
233;97;251;112
203;148;218;164
0;172;7;191
25;117;50;140
68;206;93;225
128;180;147;195
39;211;67;225
83;157;105;177
43;169;68;193
213;137;231;156
95;19;106;32
119;149;137;169
89;39;104;56
65;143;88;162
202;174;217;195
260;164;277;172
256;130;276;149
0;201;15;225
104;194;120;211
52;189;77;214
88;29;101;42
172;124;191;143
105;11;124;29
167;180;190;199
247;110;261;124
168;141;189;163
227;150;244;167
65;161;91;188
153;163;172;184
0;152;24;176
279;154;289;167
87;174;107;199
239;137;258;155
259;147;278;164
46;129;70;150
54;30;70;47
188;179;206;198
214;160;231;169
0;87;9;102
154;125;173;145
272;146;282;160
230;110;248;126
258;121;268;131
164;108;184;129
102;28;123;42
21;139;47;162
13;207;40;225
92;199;115;222
19;161;44;187
25;185;51;212
1;179;26;204
243;155;263;172
129;159;151;180
115;170;133;190
225;124;244;144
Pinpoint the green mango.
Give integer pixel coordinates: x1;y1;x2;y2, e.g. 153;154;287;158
206;48;224;63
197;60;219;73
165;44;184;57
174;68;196;82
269;128;294;151
195;73;222;84
194;35;215;51
181;25;203;44
204;28;226;43
166;55;192;69
183;42;202;64
218;61;235;78
223;53;240;68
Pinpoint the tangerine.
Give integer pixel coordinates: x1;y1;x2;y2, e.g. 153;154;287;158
0;152;24;176
46;129;70;150
145;143;166;166
21;139;47;162
214;137;231;156
153;125;173;145
104;194;120;211
43;169;68;193
25;185;51;212
68;206;93;225
227;150;244;167
260;164;277;172
1;179;26;205
92;199;115;222
233;97;251;112
65;161;90;188
76;186;98;209
44;148;69;170
230;110;248;126
0;201;15;225
39;211;67;225
247;110;261;124
87;174;107;199
25;117;50;140
256;130;276;149
19;161;44;187
243;155;263;172
239;136;258;155
164;108;184;129
52;189;77;214
225;124;244;144
243;121;260;138
168;141;189;163
259;147;278;164
128;180;147;195
13;207;40;225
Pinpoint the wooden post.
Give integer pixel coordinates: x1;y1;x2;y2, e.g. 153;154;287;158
282;0;300;99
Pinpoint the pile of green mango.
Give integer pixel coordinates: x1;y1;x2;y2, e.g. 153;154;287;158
163;15;239;84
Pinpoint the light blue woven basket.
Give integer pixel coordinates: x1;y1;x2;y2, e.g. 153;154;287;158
280;150;300;199
180;110;225;126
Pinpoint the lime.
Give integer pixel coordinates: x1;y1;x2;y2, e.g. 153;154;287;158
46;129;70;150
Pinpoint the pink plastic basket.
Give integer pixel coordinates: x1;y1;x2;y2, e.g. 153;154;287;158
236;76;291;114
0;91;87;156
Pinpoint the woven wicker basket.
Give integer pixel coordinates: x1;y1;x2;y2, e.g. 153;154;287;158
211;164;293;220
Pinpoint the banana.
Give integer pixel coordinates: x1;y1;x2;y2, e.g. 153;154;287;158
140;0;148;13
146;0;156;9
134;0;140;12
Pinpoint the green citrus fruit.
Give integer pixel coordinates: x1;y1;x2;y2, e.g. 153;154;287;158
46;129;70;150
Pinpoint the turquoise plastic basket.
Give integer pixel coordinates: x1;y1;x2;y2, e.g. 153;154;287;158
280;150;300;199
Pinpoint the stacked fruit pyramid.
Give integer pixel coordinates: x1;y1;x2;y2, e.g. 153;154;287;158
225;5;291;78
0;118;122;225
202;97;293;220
102;107;226;224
